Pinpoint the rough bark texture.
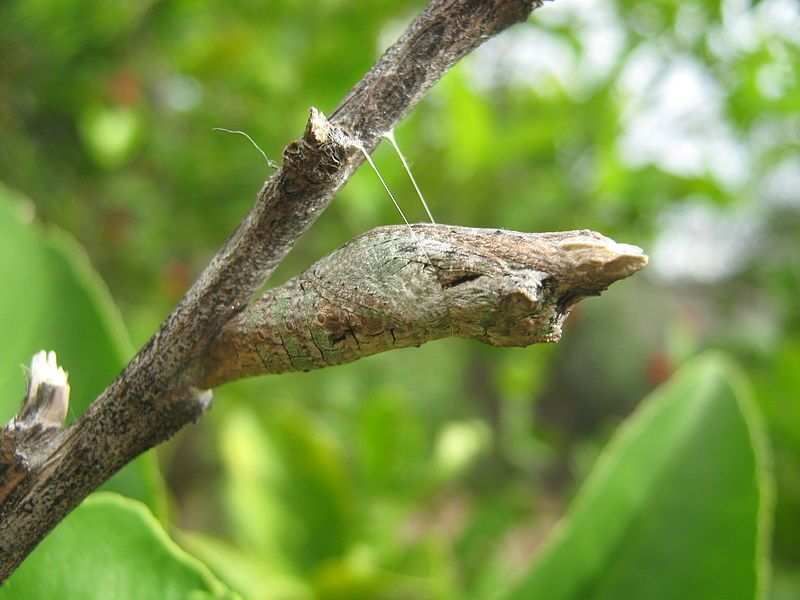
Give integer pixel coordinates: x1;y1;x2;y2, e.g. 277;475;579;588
201;225;646;386
0;0;645;580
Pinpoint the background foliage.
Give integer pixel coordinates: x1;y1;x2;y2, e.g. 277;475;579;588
0;0;798;598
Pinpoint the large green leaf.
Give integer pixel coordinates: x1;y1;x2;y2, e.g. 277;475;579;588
0;183;163;511
0;493;237;600
502;353;772;600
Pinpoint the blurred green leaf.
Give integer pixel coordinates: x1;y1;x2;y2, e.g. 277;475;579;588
501;352;772;600
0;183;164;511
754;341;800;448
1;493;237;600
79;105;143;169
179;530;312;600
357;389;428;494
219;402;354;574
752;341;800;566
433;419;492;480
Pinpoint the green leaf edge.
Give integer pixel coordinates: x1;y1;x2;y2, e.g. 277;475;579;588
727;355;775;600
0;181;134;362
83;492;241;599
505;351;775;599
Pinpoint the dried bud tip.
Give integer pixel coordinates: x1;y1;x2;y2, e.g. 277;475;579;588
306;107;331;144
27;351;69;396
17;350;70;429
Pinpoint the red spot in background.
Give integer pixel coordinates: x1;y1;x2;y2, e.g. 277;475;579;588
646;349;673;386
161;261;194;300
102;208;134;249
107;69;142;106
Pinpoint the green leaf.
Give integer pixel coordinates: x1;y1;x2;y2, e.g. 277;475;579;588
357;389;428;494
501;352;772;600
219;402;354;573
1;493;238;600
0;183;164;512
178;530;312;600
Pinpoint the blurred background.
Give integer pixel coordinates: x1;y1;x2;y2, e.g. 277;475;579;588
0;0;798;598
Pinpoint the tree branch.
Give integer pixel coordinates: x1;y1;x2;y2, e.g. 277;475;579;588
200;225;646;387
0;0;590;578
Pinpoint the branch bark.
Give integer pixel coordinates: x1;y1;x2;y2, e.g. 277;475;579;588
0;0;641;579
